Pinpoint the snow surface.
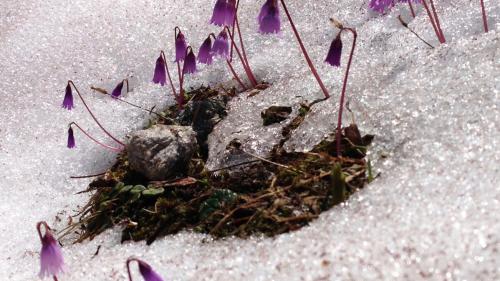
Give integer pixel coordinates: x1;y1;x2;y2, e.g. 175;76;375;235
0;0;499;280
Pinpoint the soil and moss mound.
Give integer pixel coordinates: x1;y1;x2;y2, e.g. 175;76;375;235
68;87;374;244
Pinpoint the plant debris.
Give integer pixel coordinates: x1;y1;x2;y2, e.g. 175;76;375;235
66;87;374;244
261;106;292;126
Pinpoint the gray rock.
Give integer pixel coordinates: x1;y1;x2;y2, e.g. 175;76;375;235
127;125;197;180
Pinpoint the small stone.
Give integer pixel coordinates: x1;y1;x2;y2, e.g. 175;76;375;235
127;125;197;181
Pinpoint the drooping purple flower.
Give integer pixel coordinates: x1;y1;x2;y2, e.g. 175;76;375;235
225;0;237;26
62;83;74;110
67;126;76;149
258;0;281;34
198;36;213;65
183;47;197;75
138;260;164;281
37;221;65;279
127;258;164;281
210;0;227;26
211;29;229;59
369;0;395;12
152;54;167;86
325;33;343;67
111;81;124;98
369;0;419;13
175;31;188;62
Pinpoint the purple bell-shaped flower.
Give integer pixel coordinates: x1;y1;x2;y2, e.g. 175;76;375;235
258;0;281;34
61;83;74;110
370;0;420;13
67;126;76;149
111;81;124;98
127;258;164;281
175;31;188;62
183;47;197;75
37;221;65;279
212;29;229;59
152;54;167;86
198;36;214;65
210;0;227;26
325;33;343;67
369;0;395;13
225;0;237;26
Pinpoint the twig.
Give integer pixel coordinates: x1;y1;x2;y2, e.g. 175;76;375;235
398;15;434;48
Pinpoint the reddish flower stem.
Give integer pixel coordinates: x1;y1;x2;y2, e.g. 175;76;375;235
123;78;129;93
223;1;258;87
70;171;106;179
209;32;246;90
36;221;49;241
226;59;248;90
421;0;445;43
480;0;489;32
336;28;357;157
429;0;446;42
280;0;330;98
179;46;195;107
68;81;125;147
225;26;257;87
70;122;123;152
174;27;185;106
235;16;258;86
90;86;168;121
176;61;185;106
126;258;136;281
408;1;416;18
160;50;178;97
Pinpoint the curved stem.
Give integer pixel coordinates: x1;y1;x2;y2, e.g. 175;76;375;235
225;26;257;87
336;28;357;157
176;61;184;106
36;221;49;241
428;0;446;42
398;15;434;48
178;46;193;107
70;122;123;152
420;0;444;43
480;0;489;32
174;26;181;38
160;51;178;97
174;27;185;105
235;16;258;86
90;87;169;121
68;81;125;146
226;60;247;90
70;172;106;179
279;0;330;98
123;79;129;93
126;258;136;281
228;0;240;61
408;2;416;18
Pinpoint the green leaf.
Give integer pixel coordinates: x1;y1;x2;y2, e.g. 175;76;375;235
119;185;134;194
199;189;238;220
130;185;146;194
142;187;165;197
329;163;346;205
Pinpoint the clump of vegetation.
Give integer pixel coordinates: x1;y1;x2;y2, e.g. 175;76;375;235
62;87;374;244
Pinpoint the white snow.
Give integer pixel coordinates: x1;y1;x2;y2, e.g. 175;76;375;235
0;0;499;280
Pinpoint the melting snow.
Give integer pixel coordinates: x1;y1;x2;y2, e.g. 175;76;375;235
0;0;499;280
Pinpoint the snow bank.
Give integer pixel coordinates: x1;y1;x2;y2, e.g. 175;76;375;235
0;0;498;280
